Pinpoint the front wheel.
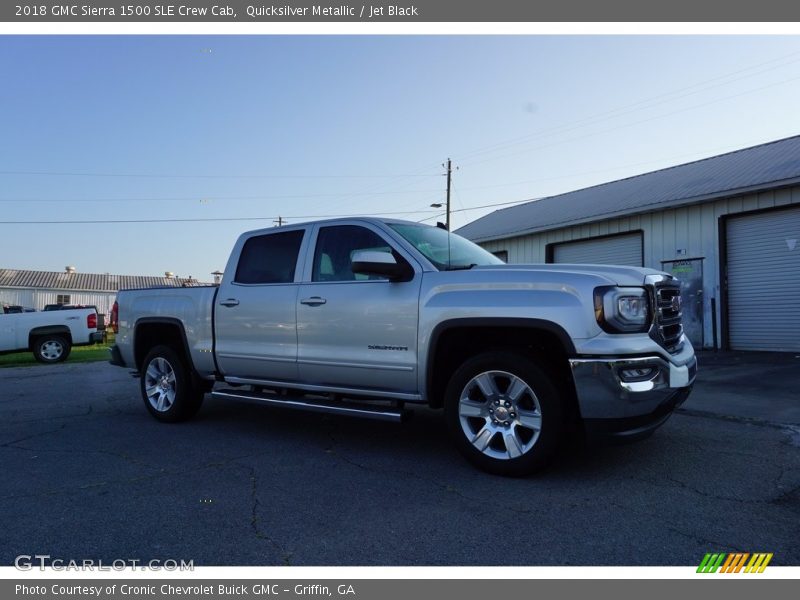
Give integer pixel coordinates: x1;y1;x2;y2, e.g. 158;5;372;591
140;345;204;423
444;352;564;476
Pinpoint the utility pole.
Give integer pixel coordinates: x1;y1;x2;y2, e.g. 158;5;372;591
273;216;284;227
431;158;456;230
444;158;452;231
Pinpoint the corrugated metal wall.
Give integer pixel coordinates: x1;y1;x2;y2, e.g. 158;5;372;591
0;288;117;317
479;185;800;349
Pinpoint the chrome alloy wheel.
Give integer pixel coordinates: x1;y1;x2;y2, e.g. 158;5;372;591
144;357;177;413
40;340;64;361
458;370;542;460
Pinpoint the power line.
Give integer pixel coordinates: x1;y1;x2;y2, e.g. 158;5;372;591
451;199;536;213
0;200;535;226
7;135;786;207
0;169;442;180
459;72;800;169
418;199;537;224
0;188;443;203
451;49;800;165
0;209;443;225
302;161;445;215
374;190;452;223
417;213;445;223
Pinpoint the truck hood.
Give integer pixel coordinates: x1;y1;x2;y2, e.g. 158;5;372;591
474;263;666;286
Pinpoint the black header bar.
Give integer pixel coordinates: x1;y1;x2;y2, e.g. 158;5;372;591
4;0;800;22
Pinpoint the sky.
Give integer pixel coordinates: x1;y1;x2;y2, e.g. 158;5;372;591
2;34;800;279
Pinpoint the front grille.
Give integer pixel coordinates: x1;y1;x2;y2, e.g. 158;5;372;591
651;281;684;353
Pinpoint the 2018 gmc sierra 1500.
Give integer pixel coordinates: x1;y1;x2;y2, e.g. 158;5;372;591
110;218;696;475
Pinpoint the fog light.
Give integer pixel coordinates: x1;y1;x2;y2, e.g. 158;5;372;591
619;367;657;381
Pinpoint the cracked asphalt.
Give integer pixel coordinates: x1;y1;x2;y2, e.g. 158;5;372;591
1;361;799;566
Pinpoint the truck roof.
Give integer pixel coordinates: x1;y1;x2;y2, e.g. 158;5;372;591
240;216;424;238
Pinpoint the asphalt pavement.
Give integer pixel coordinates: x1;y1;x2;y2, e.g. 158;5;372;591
1;357;799;566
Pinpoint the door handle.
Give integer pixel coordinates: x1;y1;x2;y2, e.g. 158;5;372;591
219;298;240;307
300;296;327;306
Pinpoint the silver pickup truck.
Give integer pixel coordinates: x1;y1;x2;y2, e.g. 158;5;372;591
110;218;696;475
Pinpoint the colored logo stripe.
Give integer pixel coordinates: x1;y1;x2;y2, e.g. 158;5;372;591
745;553;773;573
720;553;749;573
697;553;773;573
697;553;726;573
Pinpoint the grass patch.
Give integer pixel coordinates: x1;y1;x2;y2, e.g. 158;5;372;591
0;334;115;368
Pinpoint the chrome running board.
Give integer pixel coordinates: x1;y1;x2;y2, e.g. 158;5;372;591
211;388;407;423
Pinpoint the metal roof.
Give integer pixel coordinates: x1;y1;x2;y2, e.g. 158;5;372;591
0;269;210;293
456;135;800;243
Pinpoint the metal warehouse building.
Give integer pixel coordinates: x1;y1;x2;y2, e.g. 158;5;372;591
0;268;207;317
456;135;800;352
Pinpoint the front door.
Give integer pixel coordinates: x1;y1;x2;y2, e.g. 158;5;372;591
296;224;421;394
661;258;704;348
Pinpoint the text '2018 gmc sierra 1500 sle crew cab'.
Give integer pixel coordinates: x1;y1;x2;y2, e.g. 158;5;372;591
110;218;696;475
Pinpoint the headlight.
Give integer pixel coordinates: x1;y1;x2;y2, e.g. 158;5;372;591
594;286;651;333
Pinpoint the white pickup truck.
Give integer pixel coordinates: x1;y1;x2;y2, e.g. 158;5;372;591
0;307;102;363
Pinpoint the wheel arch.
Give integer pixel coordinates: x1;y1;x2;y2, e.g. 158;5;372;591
133;318;192;371
28;326;72;350
425;318;579;418
134;318;213;392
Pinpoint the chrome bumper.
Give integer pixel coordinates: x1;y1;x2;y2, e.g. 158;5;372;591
569;353;697;420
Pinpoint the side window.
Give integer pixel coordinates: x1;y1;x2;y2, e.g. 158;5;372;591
312;225;393;282
234;230;305;284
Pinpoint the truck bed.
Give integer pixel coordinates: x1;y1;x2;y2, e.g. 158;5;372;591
115;285;219;377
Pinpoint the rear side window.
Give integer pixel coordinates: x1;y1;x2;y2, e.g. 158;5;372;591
235;230;305;284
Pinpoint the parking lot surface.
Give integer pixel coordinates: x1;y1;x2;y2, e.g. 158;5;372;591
1;360;799;566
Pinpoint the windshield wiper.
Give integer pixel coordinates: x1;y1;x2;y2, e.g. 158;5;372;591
446;263;478;271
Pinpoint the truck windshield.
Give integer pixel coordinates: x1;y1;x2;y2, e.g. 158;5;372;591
388;223;505;271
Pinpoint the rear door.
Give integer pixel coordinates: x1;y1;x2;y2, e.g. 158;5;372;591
214;227;307;382
296;223;421;394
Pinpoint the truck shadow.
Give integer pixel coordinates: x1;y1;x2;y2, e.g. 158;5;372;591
191;394;655;479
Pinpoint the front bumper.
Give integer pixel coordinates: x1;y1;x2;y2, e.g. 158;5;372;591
569;350;697;441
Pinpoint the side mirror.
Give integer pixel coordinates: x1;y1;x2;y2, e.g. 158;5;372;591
351;250;412;282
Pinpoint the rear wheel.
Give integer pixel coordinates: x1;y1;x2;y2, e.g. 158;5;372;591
140;345;204;422
444;352;563;476
33;335;71;363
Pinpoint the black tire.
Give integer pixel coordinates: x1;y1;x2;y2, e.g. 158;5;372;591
33;335;71;363
140;345;204;423
444;351;563;476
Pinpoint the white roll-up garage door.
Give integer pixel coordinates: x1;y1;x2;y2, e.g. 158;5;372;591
726;206;800;351
551;232;643;266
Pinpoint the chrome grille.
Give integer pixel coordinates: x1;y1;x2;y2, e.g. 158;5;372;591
652;281;684;353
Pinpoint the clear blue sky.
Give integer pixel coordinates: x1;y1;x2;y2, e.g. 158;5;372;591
2;35;800;279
